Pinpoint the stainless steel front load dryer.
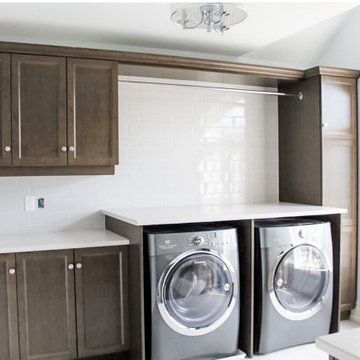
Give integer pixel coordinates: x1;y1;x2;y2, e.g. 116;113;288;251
147;226;240;360
254;219;333;354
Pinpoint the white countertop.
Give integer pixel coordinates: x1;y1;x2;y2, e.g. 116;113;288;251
0;230;129;254
316;328;360;360
102;202;346;226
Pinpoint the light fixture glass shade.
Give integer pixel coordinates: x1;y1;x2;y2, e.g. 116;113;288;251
171;3;247;35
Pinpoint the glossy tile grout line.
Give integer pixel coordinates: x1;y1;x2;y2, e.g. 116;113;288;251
251;320;359;360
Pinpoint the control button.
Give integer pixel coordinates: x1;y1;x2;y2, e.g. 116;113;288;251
165;240;171;245
299;230;305;239
224;283;231;292
193;236;204;246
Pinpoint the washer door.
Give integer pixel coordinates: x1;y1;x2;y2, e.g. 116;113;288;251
157;250;236;336
269;244;331;321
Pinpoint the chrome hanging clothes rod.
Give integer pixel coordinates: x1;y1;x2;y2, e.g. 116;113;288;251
120;79;303;100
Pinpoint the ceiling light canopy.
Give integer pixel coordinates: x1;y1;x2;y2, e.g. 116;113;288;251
171;3;248;35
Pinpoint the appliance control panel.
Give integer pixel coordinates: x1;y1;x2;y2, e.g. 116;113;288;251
188;232;234;249
188;233;210;247
148;228;238;256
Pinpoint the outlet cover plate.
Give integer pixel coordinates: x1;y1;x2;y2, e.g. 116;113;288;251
25;196;36;212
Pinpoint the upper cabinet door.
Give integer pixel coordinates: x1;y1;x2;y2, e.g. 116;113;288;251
12;55;67;166
321;76;357;139
0;53;11;166
67;58;118;166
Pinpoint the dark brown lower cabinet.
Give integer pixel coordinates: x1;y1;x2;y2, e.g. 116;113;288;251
1;246;128;360
16;250;77;360
0;253;19;360
75;247;129;358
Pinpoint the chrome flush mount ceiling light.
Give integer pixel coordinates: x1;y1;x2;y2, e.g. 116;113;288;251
171;3;248;35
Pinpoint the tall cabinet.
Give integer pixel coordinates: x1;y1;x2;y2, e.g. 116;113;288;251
279;67;359;316
322;75;358;313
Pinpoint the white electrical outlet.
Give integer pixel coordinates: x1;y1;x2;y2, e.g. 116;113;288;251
25;196;36;212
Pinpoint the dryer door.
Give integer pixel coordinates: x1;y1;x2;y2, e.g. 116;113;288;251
157;250;237;336
269;244;331;321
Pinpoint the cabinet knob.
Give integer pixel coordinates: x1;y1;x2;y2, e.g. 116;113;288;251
76;263;82;269
60;146;68;152
68;146;75;152
68;263;74;270
4;146;11;152
322;122;328;128
8;268;16;275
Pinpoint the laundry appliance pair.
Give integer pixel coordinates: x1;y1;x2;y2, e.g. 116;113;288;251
145;218;334;359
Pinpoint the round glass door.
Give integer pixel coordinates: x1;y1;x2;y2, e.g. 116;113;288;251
158;251;235;335
271;244;330;320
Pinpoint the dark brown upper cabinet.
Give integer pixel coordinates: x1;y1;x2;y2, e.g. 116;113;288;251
0;253;19;360
74;246;129;358
0;53;11;166
12;54;67;166
67;58;118;167
0;53;118;175
16;250;77;360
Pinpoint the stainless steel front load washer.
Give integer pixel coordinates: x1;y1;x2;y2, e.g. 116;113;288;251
147;226;240;360
254;219;333;354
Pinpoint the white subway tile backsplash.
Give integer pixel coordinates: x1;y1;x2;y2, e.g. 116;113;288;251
57;197;94;211
0;177;18;185
68;177;95;197
0;184;28;197
194;103;223;116
0;79;278;234
129;192;163;208
0;196;19;213
199;172;225;183
205;182;229;194
30;211;69;226
94;193;130;210
68;210;103;225
0;213;31;227
223;105;246;117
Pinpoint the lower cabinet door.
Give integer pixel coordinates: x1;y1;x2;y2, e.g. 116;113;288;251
340;226;357;312
0;253;19;360
75;246;129;358
16;250;77;360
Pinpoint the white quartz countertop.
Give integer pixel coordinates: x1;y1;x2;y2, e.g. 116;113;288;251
102;202;346;226
0;230;129;254
316;328;360;360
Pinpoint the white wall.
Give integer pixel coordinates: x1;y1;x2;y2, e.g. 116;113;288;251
316;6;360;70
236;8;354;70
0;79;278;235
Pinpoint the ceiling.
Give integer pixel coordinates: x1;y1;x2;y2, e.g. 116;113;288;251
0;2;358;61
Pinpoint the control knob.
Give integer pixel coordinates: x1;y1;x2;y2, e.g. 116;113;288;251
193;236;204;246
